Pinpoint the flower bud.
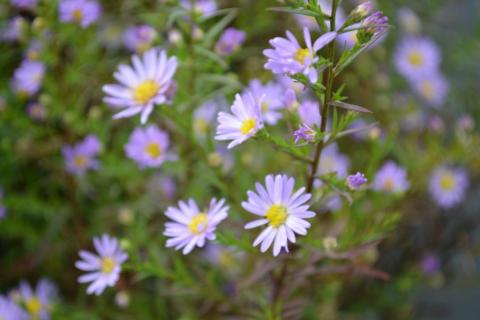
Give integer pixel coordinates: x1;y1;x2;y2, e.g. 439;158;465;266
349;1;373;22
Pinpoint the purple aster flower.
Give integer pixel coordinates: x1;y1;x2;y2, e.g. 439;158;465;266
411;71;449;108
215;92;264;149
397;7;421;34
429;166;469;209
75;234;128;295
428;114;445;133
148;174;176;201
202;244;242;268
294;124;316;144
246;79;285;125
103;48;178;124
124;125;176;169
10;0;37;9
27;101;47;121
1;17;25;42
215;27;246;56
295;0;346;31
421;254;440;275
11;60;45;97
0;189;6;220
317;144;350;179
394;36;440;80
346;172;368;190
59;0;101;28
373;161;410;193
193;98;223;139
0;296;28;320
324;194;342;211
356;11;389;44
123;25;157;53
243;174;315;256
62;135;101;176
283;88;300;111
18;279;57;320
180;0;217;18
164;198;229;254
298;100;321;128
263;27;337;83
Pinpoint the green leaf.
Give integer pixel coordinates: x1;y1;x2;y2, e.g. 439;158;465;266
193;45;228;69
202;8;238;47
329;101;372;113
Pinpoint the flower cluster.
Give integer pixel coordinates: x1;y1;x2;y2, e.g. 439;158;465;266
62;135;101;176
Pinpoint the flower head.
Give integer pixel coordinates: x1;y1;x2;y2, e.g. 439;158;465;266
123;25;157;53
75;234;128;295
215;92;264;149
293;124;316;144
180;0;217;18
0;296;28;320
243;174;315;256
346;172;368;190
373;161;410;193
263;27;336;83
356;11;388;44
215;27;246;56
59;0;101;28
124;125;175;169
193;98;224;139
394;36;440;80
428;166;469;209
350;2;373;22
18;279;57;320
317;144;350;179
103;48;178;124
298;100;321;128
246;79;285;125
411;71;449;108
11;60;45;96
164;198;229;254
62;135;101;176
1;17;26;42
421;254;440;275
27;101;47;121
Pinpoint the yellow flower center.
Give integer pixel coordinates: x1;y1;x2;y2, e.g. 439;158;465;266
420;81;434;99
440;173;455;191
145;142;161;158
25;297;42;315
294;48;311;64
407;51;424;67
74;155;88;168
72;9;83;22
240;118;256;135
133;80;160;105
261;102;269;114
188;213;208;235
100;257;116;274
383;178;395;191
194;118;210;133
265;204;288;228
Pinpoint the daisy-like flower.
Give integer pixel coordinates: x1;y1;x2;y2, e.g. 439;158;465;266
346;172;368;190
394;36;440;80
75;234;128;296
298;100;321;127
18;279;57;320
246;79;284;125
373;161;410;193
164;198;229;254
11;60;45;97
215;92;264;149
180;0;217;18
263;27;337;83
103;48;178;124
397;7;421;34
193;98;224;139
411;71;449;108
293;124;316;144
215;27;246;56
317;144;350;179
62;135;101;176
124;125;176;169
0;295;28;320
1;17;25;42
58;0;101;28
243;174;315;256
27;101;47;121
123;25;157;53
428;166;469;209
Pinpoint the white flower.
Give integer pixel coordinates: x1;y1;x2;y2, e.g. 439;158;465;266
243;174;316;256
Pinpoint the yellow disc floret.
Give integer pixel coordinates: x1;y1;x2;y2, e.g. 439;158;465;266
407;51;424;67
72;9;83;22
145;142;161;158
188;213;208;235
440;172;455;191
74;155;88;168
133;80;160;105
100;257;116;274
240;118;256;135
294;48;311;64
25;296;42;316
265;204;288;228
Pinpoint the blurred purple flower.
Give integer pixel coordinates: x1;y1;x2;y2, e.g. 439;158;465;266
75;234;128;295
394;36;440;81
317;144;350;179
215;27;246;56
180;0;217;18
59;0;101;28
11;60;45;97
397;7;421;34
346;172;368;190
428;115;445;133
103;48;178;124
298;100;321;128
194;98;223;138
125;125;175;169
456;115;475;131
263;27;336;83
123;25;157;53
1;17;25;42
0;189;6;220
62;135;101;176
27;101;47;121
421;254;440;275
429;166;469;209
411;71;449;108
294;124;315;144
246;79;284;125
295;0;346;31
10;0;37;9
0;295;28;320
373;161;410;193
148;174;176;201
19;279;57;320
